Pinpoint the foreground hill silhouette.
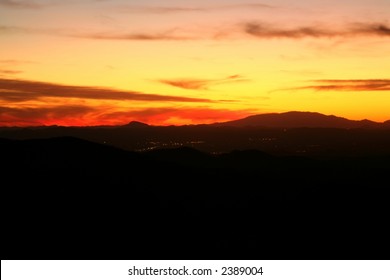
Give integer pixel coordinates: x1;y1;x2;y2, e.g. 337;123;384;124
1;136;389;259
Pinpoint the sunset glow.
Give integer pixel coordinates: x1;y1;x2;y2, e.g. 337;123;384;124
1;0;389;126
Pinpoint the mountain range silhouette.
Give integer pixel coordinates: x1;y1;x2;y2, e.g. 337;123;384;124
214;111;385;128
1;111;389;156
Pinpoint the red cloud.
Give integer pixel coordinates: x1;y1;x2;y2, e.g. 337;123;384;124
0;105;253;127
99;107;253;126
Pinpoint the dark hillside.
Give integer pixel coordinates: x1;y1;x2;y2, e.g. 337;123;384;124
1;137;389;259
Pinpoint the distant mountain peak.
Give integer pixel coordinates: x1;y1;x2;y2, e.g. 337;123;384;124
214;111;380;129
124;121;149;127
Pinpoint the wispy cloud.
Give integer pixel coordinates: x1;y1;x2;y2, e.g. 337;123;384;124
0;25;196;41
0;0;42;9
357;23;390;36
243;22;390;39
115;3;273;14
0;70;23;75
244;23;337;39
71;31;194;41
295;79;390;92
118;6;204;14
230;3;273;9
0;0;103;9
0;78;211;102
0;25;29;34
0;59;36;64
158;75;249;90
3;21;390;42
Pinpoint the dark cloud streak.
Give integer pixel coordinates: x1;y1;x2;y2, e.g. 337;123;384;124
158;75;249;90
71;31;194;41
292;79;390;92
243;22;390;39
0;78;211;102
0;105;95;120
0;70;23;75
355;23;390;36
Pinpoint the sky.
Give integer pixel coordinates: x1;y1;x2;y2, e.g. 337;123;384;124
0;0;389;126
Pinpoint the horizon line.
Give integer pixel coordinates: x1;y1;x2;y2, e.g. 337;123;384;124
0;110;389;128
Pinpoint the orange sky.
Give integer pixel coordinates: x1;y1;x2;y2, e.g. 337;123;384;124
1;0;389;126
